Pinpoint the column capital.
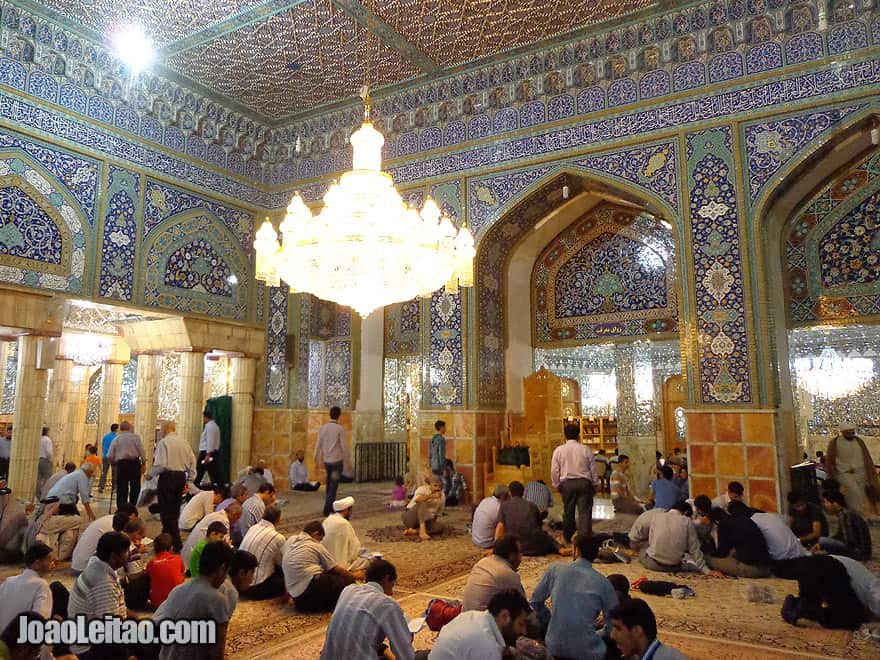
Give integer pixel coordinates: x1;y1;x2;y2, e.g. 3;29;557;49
132;350;164;357
102;358;130;366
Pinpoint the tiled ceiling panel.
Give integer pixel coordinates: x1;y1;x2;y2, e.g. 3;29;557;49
32;0;265;46
366;0;656;67
166;0;421;118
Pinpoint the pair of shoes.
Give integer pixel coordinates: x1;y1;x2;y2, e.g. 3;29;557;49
613;550;632;564
781;595;801;626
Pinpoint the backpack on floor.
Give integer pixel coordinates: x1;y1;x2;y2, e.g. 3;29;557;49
425;598;462;631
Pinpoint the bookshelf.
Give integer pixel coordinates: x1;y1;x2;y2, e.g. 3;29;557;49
549;415;618;452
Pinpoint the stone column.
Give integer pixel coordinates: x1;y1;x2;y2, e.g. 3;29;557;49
0;341;10;402
8;336;49;498
229;356;256;479
44;357;73;469
134;353;162;466
97;360;125;448
178;351;206;453
352;309;384;444
64;367;91;466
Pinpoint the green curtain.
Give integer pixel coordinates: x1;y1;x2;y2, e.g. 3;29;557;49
205;395;232;484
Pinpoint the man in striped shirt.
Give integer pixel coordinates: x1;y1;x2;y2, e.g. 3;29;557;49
523;480;553;520
320;559;414;660
240;505;286;600
68;531;131;659
239;482;276;539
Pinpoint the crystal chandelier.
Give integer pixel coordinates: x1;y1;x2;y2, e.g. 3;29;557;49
253;91;475;317
794;347;875;400
63;332;112;367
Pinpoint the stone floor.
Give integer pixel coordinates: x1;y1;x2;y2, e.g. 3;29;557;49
4;482;880;659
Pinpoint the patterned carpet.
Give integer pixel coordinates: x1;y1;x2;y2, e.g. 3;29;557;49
2;484;879;659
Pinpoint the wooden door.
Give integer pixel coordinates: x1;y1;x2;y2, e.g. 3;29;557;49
662;375;687;457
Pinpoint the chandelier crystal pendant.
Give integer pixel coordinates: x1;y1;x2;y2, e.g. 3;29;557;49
253;90;475;317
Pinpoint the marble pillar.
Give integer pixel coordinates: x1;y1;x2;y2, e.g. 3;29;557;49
45;358;73;468
8;336;49;498
614;342;656;497
178;351;206;453
229;356;256;478
0;341;9;402
64;367;90;466
97;360;124;451
134;353;162;466
353;309;384;443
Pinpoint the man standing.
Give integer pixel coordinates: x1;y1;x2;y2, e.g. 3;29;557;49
152;420;195;552
430;420;446;476
827;422;880;516
610;454;643;515
315;406;349;517
196;410;222;486
323;496;371;571
551;423;597;543
321;560;414;660
35;426;53;501
107;421;145;509
98;423;118;493
289;449;320;491
531;534;618;660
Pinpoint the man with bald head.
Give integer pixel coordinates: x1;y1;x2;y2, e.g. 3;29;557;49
183;502;242;568
153;420;196;552
47;462;96;521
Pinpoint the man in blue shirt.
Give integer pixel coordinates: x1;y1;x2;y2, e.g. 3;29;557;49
98;423;118;493
429;420;446;476
647;465;680;510
530;533;618;660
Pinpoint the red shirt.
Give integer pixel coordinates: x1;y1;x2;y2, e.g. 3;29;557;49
145;551;185;608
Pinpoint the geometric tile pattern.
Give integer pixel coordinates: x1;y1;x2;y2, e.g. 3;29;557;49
429;290;463;407
98;166;140;301
785;151;880;323
265;284;289;406
533;204;678;345
323;338;352;408
686;126;752;405
308;338;323;409
743;104;866;205
384;299;420;356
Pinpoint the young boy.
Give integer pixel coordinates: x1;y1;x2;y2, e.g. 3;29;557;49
189;521;228;577
145;533;185;608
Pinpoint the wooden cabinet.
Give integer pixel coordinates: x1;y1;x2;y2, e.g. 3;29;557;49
548;415;618;452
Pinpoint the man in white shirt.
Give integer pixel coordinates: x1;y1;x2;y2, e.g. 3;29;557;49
315;406;349;516
195;410;222;487
182;504;241;568
462;536;525;612
323;496;371;571
46;462;96;520
472;485;509;549
289;449;320;491
551;423;598;543
71;505;138;573
0;541;55;632
321;559;415;660
179;484;225;532
240;505;286;600
831;554;880;617
35;426;53;501
639;501;722;576
283;520;362;613
429;589;531;660
240;482;276;539
152;420;196;552
711;481;744;511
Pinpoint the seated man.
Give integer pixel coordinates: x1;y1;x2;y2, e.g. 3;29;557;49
240;482;277;539
815;490;872;560
46;462;96;520
403;476;445;541
610;454;643;515
610;598;686;660
782;553;870;630
692;495;717;554
154;541;234;659
530;534;618;660
524;480;553;520
711;481;744;511
119;518;150;610
240;505;286;600
0;484;28;562
71;505;138;573
646;465;679;510
788;491;828;547
38;462;75;505
179;484;226;532
707;505;771;578
322;496;371;571
638;501;721;576
429;589;531;660
320;559;414;660
471;485;508;549
442;459;467;506
750;505;809;562
182;503;241;569
283;520;362;613
216;485;248;546
625;507;666;552
189;521;229;578
0;542;59;631
235;467;267;498
829;553;880;620
462;536;525;612
23;497;84;561
289;449;320;491
220;550;258;619
496;481;570;556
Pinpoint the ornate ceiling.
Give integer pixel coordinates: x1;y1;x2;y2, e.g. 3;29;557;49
29;0;656;120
